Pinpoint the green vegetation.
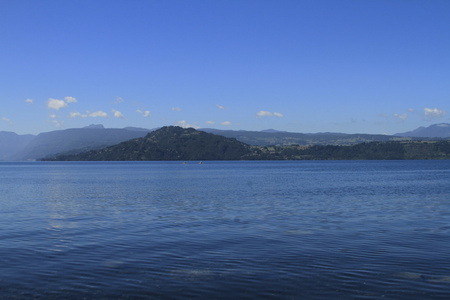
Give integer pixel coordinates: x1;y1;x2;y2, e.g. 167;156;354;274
44;126;251;161
43;127;450;161
250;141;450;160
202;128;410;146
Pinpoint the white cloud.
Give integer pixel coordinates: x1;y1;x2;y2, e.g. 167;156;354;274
112;109;125;119
47;98;68;110
115;97;124;104
273;112;283;118
257;110;284;118
172;107;182;112
89;111;108;117
216;104;227;110
2;117;13;125
70;112;87;118
137;109;150;117
257;111;272;117
424;108;447;119
221;121;231;126
25;98;33;104
408;108;415;113
47;97;77;110
176;120;199;129
206;121;215;125
393;113;408;121
49;114;57;119
64;96;77;103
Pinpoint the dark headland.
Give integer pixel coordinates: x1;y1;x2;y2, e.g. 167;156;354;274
42;126;450;161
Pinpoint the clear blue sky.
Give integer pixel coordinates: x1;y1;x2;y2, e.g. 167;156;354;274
1;0;449;135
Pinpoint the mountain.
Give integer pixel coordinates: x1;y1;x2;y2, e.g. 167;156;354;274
44;126;450;161
395;123;450;138
44;126;252;161
3;123;449;161
10;126;152;161
200;128;407;146
0;131;35;161
260;129;288;133
260;141;450;160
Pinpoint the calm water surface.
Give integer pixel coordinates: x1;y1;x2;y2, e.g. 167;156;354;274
1;160;450;299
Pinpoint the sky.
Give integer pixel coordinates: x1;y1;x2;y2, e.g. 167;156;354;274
1;0;450;135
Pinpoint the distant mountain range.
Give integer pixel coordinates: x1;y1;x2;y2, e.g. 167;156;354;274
201;128;403;146
44;126;450;161
0;132;35;161
1;123;449;161
0;125;151;161
394;123;450;138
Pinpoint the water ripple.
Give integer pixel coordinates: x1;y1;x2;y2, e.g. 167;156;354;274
1;161;450;299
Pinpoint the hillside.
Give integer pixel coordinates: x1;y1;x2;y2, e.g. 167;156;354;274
43;127;450;161
10;126;151;161
3;123;450;161
0;131;35;161
253;141;450;160
45;126;252;161
201;128;409;146
395;123;450;138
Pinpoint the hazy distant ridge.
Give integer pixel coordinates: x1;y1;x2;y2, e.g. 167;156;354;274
0;131;35;161
3;126;151;161
44;126;450;161
1;123;449;161
395;123;450;138
201;128;407;146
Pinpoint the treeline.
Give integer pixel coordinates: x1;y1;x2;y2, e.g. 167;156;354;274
43;126;251;161
42;127;450;161
248;141;450;160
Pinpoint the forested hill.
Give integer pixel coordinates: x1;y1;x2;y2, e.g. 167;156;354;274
254;141;450;160
43;126;450;161
44;126;252;161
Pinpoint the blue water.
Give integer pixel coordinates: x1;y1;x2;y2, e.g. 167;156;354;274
1;160;450;299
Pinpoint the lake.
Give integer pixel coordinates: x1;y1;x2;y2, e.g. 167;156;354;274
1;160;450;299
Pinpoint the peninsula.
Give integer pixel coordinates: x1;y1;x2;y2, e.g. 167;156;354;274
43;126;450;161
